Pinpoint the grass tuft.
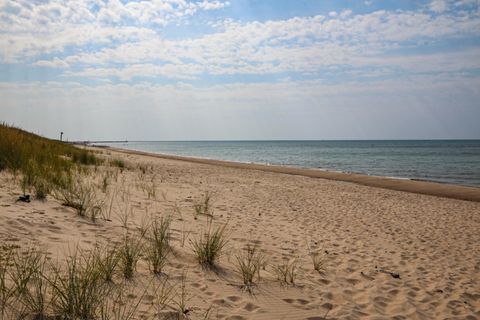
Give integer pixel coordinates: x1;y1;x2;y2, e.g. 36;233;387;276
147;216;171;275
235;244;266;293
191;220;228;268
0;245;15;317
193;191;214;218
119;233;143;279
110;159;126;171
273;258;298;285
12;247;50;319
54;176;104;221
47;247;111;319
94;244;120;283
100;280;161;320
172;272;192;318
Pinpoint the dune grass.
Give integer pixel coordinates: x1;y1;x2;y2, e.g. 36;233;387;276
0;245;15;317
191;220;228;268
110;158;126;171
53;176;104;221
146;216;171;275
235;244;266;293
94;244;120;283
273;258;298;285
0;123;100;199
48;247;111;319
11;247;50;319
171;271;192;318
193;191;214;218
100;282;154;320
120;233;144;279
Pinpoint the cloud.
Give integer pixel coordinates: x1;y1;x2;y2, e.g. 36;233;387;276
33;57;69;68
197;0;230;10
0;0;229;62
340;9;353;18
1;1;480;93
429;0;449;12
32;7;479;81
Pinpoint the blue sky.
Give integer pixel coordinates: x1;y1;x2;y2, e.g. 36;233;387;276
0;0;479;140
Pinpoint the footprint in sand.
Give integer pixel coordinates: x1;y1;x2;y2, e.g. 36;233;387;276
283;298;312;310
242;302;260;312
47;225;62;232
212;298;232;307
227;295;242;303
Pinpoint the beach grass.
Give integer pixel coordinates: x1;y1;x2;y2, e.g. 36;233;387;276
48;247;111;319
191;220;228;268
120;233;144;279
53;176;105;221
193;191;214;218
273;258;298;285
11;247;49;319
235;243;266;293
146;216;172;275
0;123;100;199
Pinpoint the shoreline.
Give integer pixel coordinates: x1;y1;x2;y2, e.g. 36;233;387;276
2;140;479;318
97;145;480;202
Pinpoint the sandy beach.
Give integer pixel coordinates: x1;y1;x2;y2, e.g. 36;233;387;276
1;146;479;319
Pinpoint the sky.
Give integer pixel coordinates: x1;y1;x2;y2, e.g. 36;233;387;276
0;0;479;141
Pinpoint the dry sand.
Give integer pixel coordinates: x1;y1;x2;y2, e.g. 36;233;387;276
1;146;479;319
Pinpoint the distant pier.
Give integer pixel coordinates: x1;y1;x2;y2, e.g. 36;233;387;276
71;140;129;145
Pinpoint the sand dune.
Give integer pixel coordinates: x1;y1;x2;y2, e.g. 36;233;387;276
0;147;479;319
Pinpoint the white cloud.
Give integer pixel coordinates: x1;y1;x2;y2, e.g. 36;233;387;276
197;0;230;10
340;9;353;18
35;8;480;80
429;0;449;12
33;57;69;68
0;0;229;62
1;1;480;89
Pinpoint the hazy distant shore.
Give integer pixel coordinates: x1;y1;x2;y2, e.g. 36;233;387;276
99;145;480;202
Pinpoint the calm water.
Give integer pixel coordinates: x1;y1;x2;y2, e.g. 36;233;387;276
101;140;480;187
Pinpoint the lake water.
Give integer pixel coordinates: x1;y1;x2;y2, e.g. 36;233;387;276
99;140;480;187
